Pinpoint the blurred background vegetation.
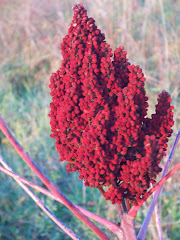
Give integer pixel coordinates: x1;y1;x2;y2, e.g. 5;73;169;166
0;0;180;239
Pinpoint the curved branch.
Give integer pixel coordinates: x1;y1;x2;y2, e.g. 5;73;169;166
0;161;119;234
0;115;109;240
0;155;81;240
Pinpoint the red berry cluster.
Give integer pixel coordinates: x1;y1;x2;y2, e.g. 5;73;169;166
49;4;174;205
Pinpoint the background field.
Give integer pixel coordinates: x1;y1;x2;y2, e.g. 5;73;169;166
0;0;180;239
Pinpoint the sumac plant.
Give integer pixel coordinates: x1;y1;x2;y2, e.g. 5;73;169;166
0;3;179;240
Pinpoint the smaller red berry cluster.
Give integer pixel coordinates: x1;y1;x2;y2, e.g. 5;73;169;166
144;90;174;150
49;4;174;205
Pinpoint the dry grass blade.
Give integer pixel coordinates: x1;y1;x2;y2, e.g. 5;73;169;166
154;199;163;240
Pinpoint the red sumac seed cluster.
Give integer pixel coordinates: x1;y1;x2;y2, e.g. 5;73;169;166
49;4;174;205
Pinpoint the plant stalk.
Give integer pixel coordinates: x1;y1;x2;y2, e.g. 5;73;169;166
0;115;109;240
0;163;120;234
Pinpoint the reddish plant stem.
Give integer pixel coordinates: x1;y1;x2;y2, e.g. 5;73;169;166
118;214;137;240
0;155;81;240
0;115;109;240
0;163;120;234
98;186;106;197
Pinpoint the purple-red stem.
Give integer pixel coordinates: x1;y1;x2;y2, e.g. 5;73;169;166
0;115;109;240
0;163;120;234
2;157;134;240
118;214;137;240
0;155;81;240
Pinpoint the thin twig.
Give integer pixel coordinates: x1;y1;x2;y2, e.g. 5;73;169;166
98;186;106;197
0;154;81;240
122;199;128;213
0;163;120;234
0;115;109;240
